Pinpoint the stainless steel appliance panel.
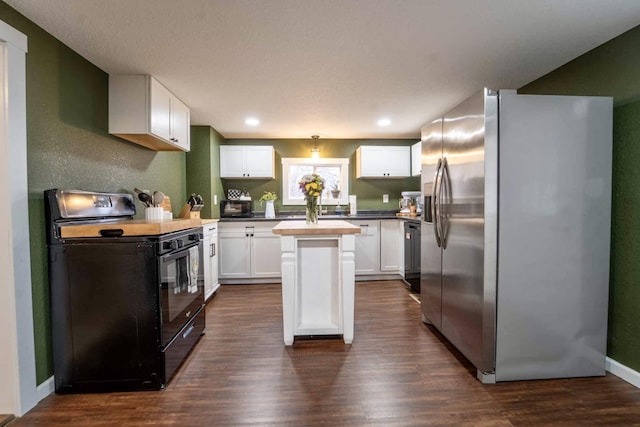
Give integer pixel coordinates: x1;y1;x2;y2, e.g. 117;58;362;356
440;90;492;372
420;117;443;329
495;93;612;381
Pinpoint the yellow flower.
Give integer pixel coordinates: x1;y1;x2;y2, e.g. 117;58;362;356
310;182;318;189
305;183;312;191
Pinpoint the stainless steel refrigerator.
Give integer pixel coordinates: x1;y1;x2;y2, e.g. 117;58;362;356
420;89;612;383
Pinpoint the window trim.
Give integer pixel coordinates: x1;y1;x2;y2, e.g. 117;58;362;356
281;157;350;206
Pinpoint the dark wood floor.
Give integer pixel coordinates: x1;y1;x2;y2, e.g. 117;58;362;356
10;281;640;426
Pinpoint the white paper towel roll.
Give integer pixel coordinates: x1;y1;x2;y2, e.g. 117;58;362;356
349;195;357;215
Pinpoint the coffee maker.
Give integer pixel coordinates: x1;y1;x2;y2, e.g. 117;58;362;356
400;191;422;214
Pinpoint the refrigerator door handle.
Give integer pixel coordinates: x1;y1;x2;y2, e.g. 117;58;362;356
440;157;450;249
432;158;442;247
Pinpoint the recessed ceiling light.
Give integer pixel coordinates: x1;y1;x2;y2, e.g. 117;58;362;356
245;117;260;126
377;118;391;127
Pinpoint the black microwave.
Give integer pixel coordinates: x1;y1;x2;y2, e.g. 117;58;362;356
220;200;253;218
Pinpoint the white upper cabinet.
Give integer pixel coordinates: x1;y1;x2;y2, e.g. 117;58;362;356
170;95;190;150
220;145;275;179
109;75;190;152
356;146;411;178
411;141;421;176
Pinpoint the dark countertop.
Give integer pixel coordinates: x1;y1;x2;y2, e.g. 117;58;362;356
218;210;422;222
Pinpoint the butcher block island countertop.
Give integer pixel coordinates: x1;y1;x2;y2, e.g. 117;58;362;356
272;220;361;236
60;218;205;238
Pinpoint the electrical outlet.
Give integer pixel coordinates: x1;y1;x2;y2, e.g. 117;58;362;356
213;194;218;205
383;194;389;203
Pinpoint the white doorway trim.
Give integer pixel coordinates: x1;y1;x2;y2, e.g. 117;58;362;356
0;19;37;416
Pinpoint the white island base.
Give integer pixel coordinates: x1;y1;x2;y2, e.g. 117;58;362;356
272;220;361;345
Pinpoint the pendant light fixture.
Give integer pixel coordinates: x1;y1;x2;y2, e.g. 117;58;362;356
310;135;320;159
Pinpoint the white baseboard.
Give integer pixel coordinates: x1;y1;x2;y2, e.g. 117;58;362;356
36;376;54;401
607;357;640;389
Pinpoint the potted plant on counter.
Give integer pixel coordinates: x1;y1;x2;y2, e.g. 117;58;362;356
259;191;278;219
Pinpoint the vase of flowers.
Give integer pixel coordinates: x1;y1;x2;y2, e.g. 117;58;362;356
259;191;278;219
298;173;325;224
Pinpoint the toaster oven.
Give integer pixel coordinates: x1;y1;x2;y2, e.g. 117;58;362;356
220;200;253;218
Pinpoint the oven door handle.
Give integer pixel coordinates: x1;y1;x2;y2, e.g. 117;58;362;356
160;241;199;260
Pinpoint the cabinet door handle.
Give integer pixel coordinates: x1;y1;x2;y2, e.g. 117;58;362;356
213;243;216;256
210;243;214;257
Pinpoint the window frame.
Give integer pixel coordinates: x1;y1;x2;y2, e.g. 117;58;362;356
281;157;350;206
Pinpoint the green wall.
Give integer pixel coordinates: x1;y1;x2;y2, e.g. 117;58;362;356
220;139;420;214
1;2;188;384
187;126;225;218
520;25;640;371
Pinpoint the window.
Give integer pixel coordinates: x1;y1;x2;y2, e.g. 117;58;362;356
281;158;349;205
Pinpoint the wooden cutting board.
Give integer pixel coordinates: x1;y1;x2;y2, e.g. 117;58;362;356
60;218;202;238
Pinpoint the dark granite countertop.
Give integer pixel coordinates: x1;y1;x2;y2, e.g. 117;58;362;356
218;210;418;222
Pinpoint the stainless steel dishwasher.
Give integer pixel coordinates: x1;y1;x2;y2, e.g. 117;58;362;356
403;220;421;292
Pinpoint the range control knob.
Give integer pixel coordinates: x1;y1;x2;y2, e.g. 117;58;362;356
163;240;179;251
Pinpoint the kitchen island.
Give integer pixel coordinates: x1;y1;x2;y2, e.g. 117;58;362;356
272;220;361;345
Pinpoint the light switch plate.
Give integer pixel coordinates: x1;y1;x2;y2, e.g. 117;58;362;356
383;194;389;203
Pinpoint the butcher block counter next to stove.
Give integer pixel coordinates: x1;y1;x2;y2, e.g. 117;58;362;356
59;218;204;238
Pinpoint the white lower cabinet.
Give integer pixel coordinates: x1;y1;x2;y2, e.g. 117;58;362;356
380;219;403;272
350;219;403;277
219;225;251;278
219;222;281;282
202;223;220;301
251;230;283;277
350;220;380;275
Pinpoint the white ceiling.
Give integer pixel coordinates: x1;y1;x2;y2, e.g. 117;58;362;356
5;0;640;139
